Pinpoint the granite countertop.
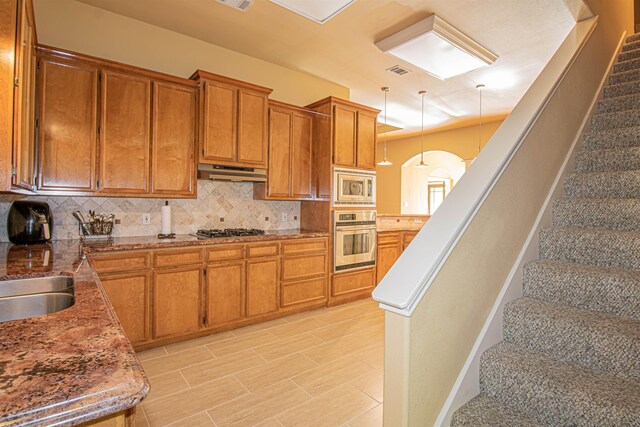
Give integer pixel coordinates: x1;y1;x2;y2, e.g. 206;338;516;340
82;229;330;253
0;240;149;426
377;215;430;232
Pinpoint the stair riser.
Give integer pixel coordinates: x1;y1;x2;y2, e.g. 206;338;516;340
609;69;640;86
618;48;640;62
604;81;640;98
614;58;640;74
564;172;640;199
591;110;640;131
622;41;640;52
503;301;640;380
552;199;640;231
583;128;640;150
524;262;640;320
480;346;640;426
574;147;640;172
626;33;640;44
539;229;640;270
597;94;640;113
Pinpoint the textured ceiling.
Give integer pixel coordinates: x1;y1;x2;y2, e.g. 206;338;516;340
72;0;591;136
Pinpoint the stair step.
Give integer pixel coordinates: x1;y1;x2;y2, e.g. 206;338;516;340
622;40;640;52
539;227;640;270
574;146;640;172
626;33;640;44
503;298;640;380
564;170;640;199
597;92;640;113
480;343;640;426
618;48;640;63
590;109;640;131
614;56;640;74
552;198;640;231
582;125;640;150
524;260;640;320
604;79;640;98
609;68;640;86
451;394;542;427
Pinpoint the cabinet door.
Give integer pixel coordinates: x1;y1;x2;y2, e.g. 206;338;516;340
151;81;196;196
12;0;36;190
153;266;202;338
205;261;245;326
333;105;357;167
246;257;279;317
291;112;313;198
356;111;377;169
100;271;150;345
237;89;268;167
403;231;418;251
377;244;402;284
267;108;291;197
38;59;98;191
202;80;236;163
99;71;151;194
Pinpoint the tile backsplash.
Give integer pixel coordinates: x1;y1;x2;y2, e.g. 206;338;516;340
0;181;300;242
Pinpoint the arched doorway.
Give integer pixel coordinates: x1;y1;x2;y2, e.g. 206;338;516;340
401;151;465;214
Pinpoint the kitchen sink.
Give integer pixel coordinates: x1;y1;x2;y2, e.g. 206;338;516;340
0;276;75;323
0;275;74;298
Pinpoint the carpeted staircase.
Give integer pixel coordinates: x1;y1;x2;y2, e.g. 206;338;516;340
451;34;640;426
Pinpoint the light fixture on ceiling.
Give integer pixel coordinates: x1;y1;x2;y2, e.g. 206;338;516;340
216;0;254;12
416;90;429;169
269;0;356;24
377;87;392;166
375;15;497;80
463;83;486;166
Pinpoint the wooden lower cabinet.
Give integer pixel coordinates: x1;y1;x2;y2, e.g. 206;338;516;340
205;261;245;326
376;229;422;284
281;277;326;308
152;266;202;338
246;257;279;317
377;244;402;284
330;268;376;305
100;272;150;346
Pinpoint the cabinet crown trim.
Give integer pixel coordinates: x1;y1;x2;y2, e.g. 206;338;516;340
190;69;273;94
305;96;381;114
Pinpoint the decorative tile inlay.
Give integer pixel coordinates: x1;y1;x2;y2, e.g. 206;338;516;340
0;181;300;242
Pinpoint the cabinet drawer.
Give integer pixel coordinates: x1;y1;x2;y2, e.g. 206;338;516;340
332;268;376;297
91;251;150;273
281;277;327;308
282;238;328;255
282;253;327;281
154;248;204;267
377;232;401;246
247;242;279;258
206;245;244;263
403;231;418;249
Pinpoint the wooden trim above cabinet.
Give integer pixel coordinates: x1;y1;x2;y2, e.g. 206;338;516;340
190;69;272;95
305;96;381;115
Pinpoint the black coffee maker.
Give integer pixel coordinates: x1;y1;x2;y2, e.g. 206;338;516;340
7;201;53;244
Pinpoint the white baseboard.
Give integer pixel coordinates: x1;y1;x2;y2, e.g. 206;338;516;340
435;30;627;427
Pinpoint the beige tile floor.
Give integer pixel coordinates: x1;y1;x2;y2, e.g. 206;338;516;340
135;298;385;427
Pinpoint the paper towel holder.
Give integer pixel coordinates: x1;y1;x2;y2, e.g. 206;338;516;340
158;200;176;239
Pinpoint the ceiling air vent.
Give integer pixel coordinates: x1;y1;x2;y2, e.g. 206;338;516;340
216;0;254;12
387;65;411;76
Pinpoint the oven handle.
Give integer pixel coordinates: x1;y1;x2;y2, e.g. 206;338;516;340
335;225;377;232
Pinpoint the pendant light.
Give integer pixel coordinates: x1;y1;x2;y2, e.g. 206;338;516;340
462;83;485;167
377;87;392;166
415;90;429;168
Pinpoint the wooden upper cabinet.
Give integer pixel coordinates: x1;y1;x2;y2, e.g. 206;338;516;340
237;89;268;166
38;58;98;192
291;112;313;198
333;105;357;167
267;107;292;197
12;0;37;191
192;70;272;169
356;111;377;169
99;71;151;194
202;80;236;163
151;81;197;197
255;101;313;201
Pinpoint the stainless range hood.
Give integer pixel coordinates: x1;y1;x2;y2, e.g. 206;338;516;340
197;164;267;182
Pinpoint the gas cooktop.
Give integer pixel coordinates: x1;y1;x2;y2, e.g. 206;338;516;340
193;228;266;239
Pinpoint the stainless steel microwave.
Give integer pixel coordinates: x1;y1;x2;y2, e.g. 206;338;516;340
333;168;376;207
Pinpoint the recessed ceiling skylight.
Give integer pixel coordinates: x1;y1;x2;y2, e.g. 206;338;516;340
376;15;497;80
269;0;356;24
